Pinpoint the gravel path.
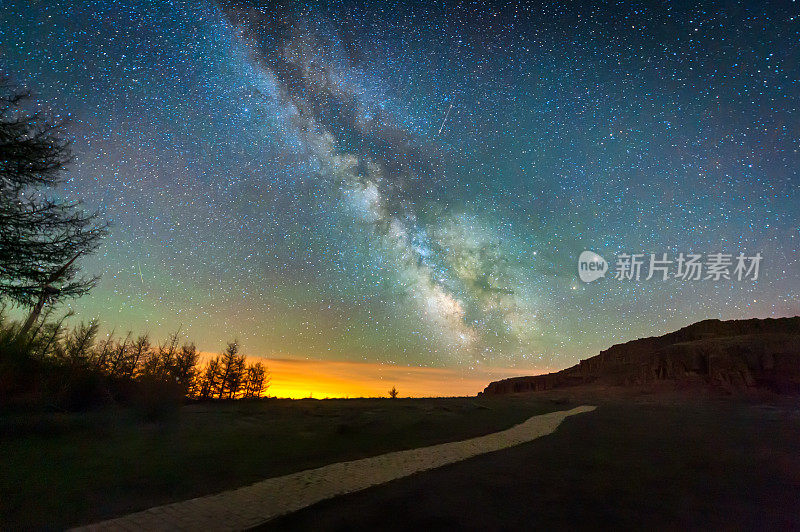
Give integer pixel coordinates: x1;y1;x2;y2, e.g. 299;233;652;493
74;405;596;531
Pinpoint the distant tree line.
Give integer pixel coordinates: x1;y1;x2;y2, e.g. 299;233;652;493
0;308;270;410
197;341;269;400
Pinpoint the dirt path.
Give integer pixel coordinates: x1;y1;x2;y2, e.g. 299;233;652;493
74;405;596;531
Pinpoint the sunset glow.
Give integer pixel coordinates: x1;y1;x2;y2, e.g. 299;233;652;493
200;354;549;399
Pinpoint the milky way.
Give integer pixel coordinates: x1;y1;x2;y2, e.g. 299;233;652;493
218;2;539;362
1;0;798;369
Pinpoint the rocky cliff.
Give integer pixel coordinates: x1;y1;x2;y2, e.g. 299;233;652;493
481;317;800;395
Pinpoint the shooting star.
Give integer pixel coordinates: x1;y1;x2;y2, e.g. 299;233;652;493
138;261;144;286
437;103;454;136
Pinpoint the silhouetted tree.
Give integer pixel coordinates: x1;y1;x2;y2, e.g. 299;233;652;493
58;319;99;367
173;343;199;394
138;331;186;381
219;342;246;399
102;331;130;377
95;330;116;371
198;355;222;400
389;386;398;399
0;80;107;328
156;331;181;377
243;361;269;398
139;349;164;380
30;308;71;359
126;334;150;379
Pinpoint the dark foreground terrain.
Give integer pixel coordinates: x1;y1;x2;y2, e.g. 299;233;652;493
0;396;564;529
264;391;800;531
4;392;798;530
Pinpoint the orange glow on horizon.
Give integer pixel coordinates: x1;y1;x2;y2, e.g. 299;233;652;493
200;353;551;398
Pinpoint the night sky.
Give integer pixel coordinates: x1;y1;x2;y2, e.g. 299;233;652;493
1;1;798;373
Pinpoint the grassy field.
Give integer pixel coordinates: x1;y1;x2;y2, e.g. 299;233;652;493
0;396;572;529
264;392;800;530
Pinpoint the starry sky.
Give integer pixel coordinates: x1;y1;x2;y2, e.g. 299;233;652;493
1;0;798;374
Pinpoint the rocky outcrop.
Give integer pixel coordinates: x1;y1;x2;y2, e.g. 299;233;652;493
481;317;800;395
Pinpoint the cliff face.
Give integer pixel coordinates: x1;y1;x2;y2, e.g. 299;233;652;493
482;317;800;395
